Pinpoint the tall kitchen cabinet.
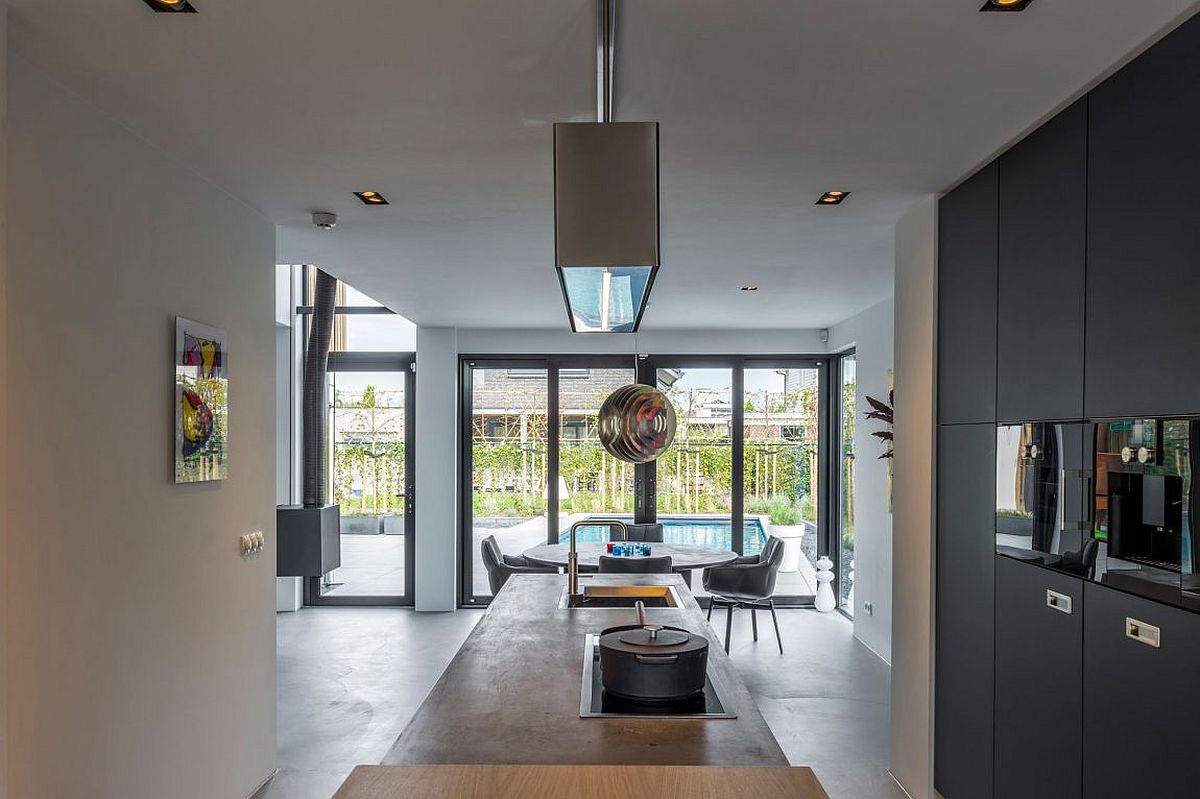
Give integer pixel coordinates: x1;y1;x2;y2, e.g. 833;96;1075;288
1086;13;1200;419
937;162;997;426
935;157;999;799
934;424;996;799
1082;583;1200;798
993;556;1083;799
996;98;1086;423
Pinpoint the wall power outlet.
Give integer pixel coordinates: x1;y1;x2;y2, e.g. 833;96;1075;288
863;600;873;616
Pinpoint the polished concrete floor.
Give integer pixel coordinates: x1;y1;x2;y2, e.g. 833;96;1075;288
257;605;902;799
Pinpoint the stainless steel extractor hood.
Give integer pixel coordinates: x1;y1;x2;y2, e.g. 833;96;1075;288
554;121;659;333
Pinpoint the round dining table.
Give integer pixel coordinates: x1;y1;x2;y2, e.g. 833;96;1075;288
521;542;739;585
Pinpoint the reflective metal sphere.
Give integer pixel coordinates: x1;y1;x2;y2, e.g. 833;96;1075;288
597;384;677;464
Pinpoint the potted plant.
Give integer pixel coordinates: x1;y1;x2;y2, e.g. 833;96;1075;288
767;497;806;573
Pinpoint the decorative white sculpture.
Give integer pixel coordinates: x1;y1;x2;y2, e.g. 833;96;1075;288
815;556;836;612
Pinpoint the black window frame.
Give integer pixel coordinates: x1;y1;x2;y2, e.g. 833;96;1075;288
459;353;846;608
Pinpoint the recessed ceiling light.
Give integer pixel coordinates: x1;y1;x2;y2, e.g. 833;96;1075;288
354;190;390;206
816;190;850;205
143;0;197;13
979;0;1033;11
741;285;759;291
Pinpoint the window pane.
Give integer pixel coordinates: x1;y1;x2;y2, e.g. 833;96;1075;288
322;371;407;597
557;367;637;542
839;354;857;613
333;313;416;352
743;367;820;597
469;367;548;600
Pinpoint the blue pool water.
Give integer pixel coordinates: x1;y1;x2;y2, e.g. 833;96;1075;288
559;516;766;555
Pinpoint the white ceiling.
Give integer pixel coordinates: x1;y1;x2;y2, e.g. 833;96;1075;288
10;0;1199;329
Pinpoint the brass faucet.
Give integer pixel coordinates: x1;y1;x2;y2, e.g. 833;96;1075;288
567;518;628;607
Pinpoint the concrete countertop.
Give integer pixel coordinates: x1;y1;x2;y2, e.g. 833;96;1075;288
382;573;788;766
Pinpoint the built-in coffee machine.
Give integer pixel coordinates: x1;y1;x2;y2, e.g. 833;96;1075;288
996;418;1199;611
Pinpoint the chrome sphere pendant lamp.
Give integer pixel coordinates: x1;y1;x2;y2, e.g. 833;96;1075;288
597;384;677;464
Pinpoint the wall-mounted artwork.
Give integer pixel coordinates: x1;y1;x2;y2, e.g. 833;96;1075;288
175;317;228;483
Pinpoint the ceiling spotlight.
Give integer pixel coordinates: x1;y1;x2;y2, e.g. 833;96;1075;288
979;0;1034;11
143;0;198;13
741;286;759;291
817;190;850;205
354;191;389;206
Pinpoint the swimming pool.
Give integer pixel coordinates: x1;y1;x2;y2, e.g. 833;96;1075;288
558;516;766;555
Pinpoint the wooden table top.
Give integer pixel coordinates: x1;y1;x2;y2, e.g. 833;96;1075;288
335;765;829;799
522;542;738;570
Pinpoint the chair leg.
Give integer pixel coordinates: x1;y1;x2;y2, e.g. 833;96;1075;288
707;597;715;622
768;599;783;654
750;605;758;641
724;602;734;654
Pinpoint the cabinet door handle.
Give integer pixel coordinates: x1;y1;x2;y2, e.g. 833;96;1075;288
1046;589;1072;614
1125;617;1161;648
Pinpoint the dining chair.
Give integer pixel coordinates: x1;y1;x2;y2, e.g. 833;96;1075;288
597;554;674;574
702;535;786;653
480;535;557;595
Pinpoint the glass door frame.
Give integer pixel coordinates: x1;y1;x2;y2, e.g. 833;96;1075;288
305;351;416;606
638;355;830;606
459;354;637;606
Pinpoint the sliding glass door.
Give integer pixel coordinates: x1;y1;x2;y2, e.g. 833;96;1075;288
838;352;857;614
558;366;638;542
637;357;824;604
461;357;634;604
307;352;415;605
743;363;822;601
461;355;837;606
464;363;549;602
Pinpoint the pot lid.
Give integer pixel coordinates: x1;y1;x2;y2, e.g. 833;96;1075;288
618;625;690;647
598;624;709;655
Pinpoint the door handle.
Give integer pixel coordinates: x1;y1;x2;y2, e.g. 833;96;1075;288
1046;589;1073;614
1126;618;1161;648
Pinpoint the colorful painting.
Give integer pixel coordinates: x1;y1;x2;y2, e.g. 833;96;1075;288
175;317;228;482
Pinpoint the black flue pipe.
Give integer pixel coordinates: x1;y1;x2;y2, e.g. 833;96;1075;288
302;269;337;507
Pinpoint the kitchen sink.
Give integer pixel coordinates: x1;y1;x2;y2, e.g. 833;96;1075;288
559;584;683;609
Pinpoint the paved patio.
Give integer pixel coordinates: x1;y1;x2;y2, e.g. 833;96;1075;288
322;534;407;597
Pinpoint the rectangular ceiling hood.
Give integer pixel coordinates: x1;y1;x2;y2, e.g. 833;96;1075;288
554;122;659;333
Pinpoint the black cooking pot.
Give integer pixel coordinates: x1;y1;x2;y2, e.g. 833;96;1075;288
598;621;709;703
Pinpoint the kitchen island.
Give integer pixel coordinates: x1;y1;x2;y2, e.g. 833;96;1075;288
382;573;789;766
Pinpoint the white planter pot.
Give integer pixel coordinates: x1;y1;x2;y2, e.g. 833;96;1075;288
769;524;805;573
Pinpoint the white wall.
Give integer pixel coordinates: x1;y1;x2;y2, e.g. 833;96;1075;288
415;327;460;611
828;297;895;663
6;56;276;799
889;196;938;799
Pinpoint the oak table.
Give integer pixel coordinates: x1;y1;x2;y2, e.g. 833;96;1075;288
335;764;829;799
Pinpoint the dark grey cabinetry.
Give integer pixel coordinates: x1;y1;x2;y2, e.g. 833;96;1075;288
1082;583;1200;798
934;424;996;799
1086;14;1200;418
938;162;998;426
994;556;1082;799
997;99;1086;422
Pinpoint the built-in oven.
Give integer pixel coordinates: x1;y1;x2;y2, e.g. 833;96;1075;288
996;419;1200;611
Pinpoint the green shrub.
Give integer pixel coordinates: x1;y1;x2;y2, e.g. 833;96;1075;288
767;496;801;526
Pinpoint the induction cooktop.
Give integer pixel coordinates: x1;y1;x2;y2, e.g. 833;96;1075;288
579;633;737;719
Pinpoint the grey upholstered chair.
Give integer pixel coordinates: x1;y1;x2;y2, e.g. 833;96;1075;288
622;523;664;542
597;554;674;574
702;536;786;653
480;535;556;595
